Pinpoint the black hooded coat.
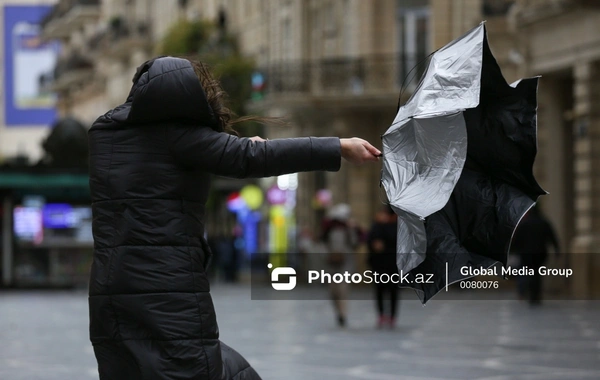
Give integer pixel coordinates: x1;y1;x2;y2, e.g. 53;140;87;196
88;57;342;379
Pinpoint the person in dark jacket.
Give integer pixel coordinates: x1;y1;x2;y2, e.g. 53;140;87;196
367;206;399;328
511;206;559;305
88;56;381;380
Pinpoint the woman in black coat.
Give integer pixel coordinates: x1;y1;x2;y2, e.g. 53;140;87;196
88;56;381;380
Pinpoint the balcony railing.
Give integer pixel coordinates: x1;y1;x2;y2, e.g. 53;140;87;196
87;17;151;59
513;0;600;25
256;54;426;98
482;0;515;16
43;52;94;92
41;0;101;40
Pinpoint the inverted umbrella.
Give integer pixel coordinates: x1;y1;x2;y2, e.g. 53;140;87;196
381;22;546;304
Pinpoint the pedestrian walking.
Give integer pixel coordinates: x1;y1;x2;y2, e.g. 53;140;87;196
367;206;399;328
322;203;360;327
511;206;560;305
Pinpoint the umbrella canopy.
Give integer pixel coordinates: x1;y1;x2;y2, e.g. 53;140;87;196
381;22;546;304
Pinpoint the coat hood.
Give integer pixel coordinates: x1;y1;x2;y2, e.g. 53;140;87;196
110;56;218;127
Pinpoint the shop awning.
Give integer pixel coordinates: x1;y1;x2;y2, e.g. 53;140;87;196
0;172;89;189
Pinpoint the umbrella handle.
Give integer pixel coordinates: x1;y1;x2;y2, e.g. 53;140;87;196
377;178;390;206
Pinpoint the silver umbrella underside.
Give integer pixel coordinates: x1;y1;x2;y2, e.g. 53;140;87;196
381;22;546;303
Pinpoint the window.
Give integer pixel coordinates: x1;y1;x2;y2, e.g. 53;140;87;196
342;0;353;55
397;7;430;88
482;0;515;16
323;1;336;37
282;18;292;59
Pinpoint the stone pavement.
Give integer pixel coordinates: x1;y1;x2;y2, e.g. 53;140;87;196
0;285;599;380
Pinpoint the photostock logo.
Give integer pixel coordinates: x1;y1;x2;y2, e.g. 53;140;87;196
268;263;296;291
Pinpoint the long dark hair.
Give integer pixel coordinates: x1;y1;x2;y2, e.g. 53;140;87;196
189;60;286;136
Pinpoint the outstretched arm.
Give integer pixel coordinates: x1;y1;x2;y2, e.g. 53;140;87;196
168;126;380;178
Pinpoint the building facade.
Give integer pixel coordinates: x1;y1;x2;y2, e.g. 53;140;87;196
39;0;190;126
10;0;430;233
510;0;600;297
431;0;600;297
19;0;598;295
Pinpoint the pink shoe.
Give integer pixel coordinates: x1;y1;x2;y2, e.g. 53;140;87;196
377;315;386;329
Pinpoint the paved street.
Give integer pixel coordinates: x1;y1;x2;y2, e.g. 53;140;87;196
1;285;599;380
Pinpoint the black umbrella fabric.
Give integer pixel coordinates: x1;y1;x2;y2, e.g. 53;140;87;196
381;22;546;304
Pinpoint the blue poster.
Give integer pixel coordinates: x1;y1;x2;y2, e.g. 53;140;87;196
3;5;59;126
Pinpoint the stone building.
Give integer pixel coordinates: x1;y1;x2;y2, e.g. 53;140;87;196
430;0;600;297
39;0;189;125
30;1;599;296
510;0;600;297
26;0;429;233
